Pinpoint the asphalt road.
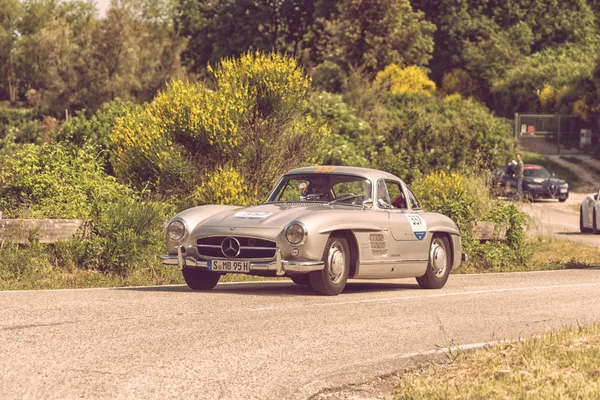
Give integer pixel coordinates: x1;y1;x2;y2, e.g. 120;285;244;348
521;192;600;247
2;270;600;399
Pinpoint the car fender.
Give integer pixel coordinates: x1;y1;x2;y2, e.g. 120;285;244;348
166;205;242;252
593;202;600;224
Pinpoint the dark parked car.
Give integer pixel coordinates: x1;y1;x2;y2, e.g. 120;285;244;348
491;164;569;202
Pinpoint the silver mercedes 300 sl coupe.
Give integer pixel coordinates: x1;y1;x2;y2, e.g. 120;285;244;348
161;166;465;295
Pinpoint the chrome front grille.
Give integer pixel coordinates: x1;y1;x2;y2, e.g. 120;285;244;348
196;236;277;259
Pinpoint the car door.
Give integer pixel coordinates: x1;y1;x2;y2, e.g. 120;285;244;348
376;179;429;261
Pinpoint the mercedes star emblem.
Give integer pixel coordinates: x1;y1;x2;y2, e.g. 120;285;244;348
221;237;241;258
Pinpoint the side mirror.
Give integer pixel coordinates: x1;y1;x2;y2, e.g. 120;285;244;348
552;173;555;177
362;198;374;209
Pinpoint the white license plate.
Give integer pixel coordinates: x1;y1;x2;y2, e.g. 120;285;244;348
560;188;567;193
209;260;250;273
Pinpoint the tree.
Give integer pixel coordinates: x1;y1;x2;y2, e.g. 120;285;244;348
177;0;338;73
0;0;21;102
325;0;435;73
92;0;185;108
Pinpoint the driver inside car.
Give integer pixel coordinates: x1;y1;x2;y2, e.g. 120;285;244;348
302;179;331;201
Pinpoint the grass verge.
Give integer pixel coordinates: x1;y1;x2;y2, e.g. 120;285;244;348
0;261;284;291
1;236;597;290
393;324;600;399
529;236;600;270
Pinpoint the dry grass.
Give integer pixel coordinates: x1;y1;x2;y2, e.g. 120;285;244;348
530;236;600;270
394;324;600;399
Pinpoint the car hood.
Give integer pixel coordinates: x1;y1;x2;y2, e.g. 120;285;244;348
199;203;341;229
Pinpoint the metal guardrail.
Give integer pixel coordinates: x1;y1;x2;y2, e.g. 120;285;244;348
0;218;86;244
514;113;600;154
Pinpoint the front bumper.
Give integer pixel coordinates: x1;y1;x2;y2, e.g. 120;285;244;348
525;186;568;199
160;246;324;276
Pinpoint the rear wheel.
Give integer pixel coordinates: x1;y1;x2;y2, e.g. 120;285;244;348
594;209;599;234
309;235;350;296
559;197;567;202
417;235;451;289
182;268;220;290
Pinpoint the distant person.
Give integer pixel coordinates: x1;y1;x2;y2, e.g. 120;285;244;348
515;154;524;199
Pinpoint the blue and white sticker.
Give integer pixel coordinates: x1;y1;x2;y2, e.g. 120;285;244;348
234;211;273;220
406;214;427;240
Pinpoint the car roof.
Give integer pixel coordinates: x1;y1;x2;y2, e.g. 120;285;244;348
285;166;404;184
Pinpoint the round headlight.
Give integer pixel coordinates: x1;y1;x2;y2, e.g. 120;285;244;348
285;223;305;245
167;220;186;241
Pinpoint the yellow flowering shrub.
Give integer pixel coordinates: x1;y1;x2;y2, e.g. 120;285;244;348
194;166;250;206
375;64;436;96
109;51;323;202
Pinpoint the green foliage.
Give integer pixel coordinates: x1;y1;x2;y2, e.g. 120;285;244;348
311;61;346;93
0;141;133;219
0;240;51;282
308;92;370;167
372;93;515;182
412;171;531;271
83;198;173;275
327;0;435;73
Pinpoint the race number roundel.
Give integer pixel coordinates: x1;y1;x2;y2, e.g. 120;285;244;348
406;214;427;240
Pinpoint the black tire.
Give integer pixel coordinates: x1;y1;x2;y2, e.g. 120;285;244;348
182;268;220;290
417;235;451;290
290;274;310;286
594;209;599;235
309;235;350;296
559;197;567;202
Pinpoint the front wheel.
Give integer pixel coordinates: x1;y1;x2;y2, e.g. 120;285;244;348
290;274;310;286
559;197;567;202
309;235;350;296
417;235;451;289
182;268;220;290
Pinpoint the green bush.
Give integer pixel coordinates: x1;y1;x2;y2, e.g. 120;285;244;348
373;93;514;182
52;99;137;174
0;241;51;282
83;198;173;275
412;171;531;271
0;141;133;219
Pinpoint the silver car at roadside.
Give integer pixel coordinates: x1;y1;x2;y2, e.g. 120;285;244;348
161;166;465;295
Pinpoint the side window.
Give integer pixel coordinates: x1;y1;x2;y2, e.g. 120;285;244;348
377;180;390;205
377;180;406;209
387;181;406;209
406;187;421;209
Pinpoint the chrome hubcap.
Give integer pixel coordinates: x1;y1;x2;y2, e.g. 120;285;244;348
430;238;447;277
328;241;346;284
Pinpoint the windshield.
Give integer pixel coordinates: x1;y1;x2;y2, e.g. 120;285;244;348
524;166;551;178
267;174;372;205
